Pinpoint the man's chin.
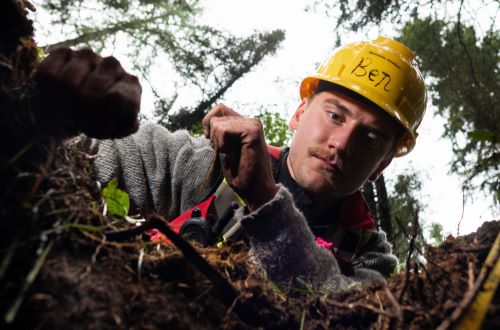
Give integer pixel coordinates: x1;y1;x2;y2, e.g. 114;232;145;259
301;181;345;199
296;169;353;197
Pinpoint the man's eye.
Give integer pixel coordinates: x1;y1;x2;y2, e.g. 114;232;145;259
327;111;342;122
366;132;382;147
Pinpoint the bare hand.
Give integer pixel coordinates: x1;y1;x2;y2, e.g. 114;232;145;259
203;104;278;211
36;47;141;139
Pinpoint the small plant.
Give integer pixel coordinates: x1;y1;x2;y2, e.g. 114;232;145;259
102;178;130;217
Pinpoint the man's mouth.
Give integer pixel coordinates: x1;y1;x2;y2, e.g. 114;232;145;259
308;147;344;174
313;155;341;173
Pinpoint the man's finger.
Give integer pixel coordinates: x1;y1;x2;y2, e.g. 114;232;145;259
37;47;73;80
107;74;142;115
59;48;100;89
208;116;256;153
202;103;240;138
81;55;126;96
77;73;141;139
106;74;142;137
99;56;126;77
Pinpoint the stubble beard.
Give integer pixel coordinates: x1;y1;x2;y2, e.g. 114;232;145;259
290;146;348;199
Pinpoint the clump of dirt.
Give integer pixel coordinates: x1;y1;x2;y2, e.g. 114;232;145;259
1;2;498;330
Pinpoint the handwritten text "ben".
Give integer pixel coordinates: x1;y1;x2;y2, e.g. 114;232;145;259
351;57;392;91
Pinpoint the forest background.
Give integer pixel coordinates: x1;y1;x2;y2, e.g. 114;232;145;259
31;0;499;262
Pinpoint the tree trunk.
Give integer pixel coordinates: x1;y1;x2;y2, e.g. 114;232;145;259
375;174;393;243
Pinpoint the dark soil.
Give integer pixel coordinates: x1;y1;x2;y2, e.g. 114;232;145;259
1;2;499;329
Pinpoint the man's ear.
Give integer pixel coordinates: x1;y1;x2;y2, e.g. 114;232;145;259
289;99;307;130
368;155;394;182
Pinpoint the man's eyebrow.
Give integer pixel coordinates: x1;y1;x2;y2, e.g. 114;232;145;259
323;98;351;114
323;98;391;140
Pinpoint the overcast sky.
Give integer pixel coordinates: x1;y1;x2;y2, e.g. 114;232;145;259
31;0;498;236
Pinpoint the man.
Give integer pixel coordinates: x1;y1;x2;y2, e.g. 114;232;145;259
36;36;427;293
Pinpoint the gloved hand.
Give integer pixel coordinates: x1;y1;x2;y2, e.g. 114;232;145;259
35;47;141;139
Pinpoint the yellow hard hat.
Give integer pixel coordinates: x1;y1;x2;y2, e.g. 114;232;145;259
300;36;427;156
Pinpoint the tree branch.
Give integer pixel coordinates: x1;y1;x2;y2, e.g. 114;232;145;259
456;0;480;87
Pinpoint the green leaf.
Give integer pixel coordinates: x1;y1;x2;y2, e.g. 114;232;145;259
103;178;130;217
467;130;495;142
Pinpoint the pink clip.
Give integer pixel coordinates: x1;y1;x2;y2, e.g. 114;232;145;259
145;229;162;242
315;237;333;249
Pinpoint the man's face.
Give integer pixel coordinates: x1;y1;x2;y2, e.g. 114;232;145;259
288;90;400;201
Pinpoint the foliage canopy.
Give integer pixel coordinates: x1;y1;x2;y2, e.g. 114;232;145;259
41;0;285;130
399;17;499;202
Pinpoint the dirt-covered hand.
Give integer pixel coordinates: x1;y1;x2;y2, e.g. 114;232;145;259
35;47;141;139
203;104;279;211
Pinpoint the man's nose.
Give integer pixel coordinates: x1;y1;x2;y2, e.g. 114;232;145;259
328;124;356;155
